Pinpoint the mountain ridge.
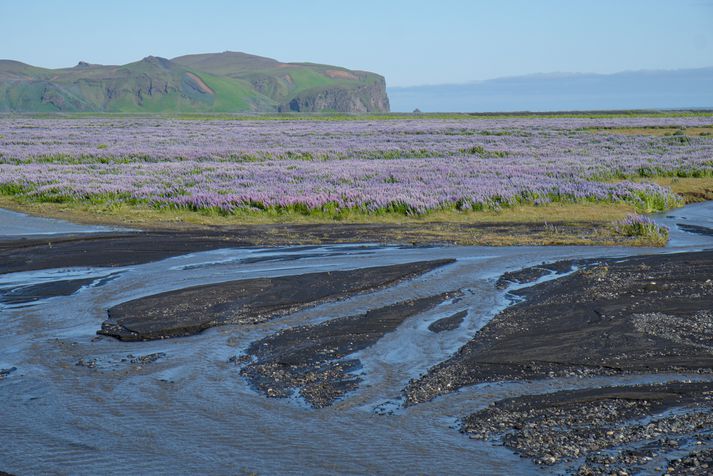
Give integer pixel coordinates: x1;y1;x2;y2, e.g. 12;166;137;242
0;51;390;113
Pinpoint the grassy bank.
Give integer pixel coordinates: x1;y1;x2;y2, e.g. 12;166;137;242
588;125;713;136
4;174;708;246
0;193;677;247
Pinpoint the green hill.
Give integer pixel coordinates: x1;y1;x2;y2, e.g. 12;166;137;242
0;52;389;113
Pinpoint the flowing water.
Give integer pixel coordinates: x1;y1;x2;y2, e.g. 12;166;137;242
1;203;712;475
0;208;120;237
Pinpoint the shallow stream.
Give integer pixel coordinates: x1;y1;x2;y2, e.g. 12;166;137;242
1;203;712;475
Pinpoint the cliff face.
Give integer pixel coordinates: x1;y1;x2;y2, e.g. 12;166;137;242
173;52;390;113
278;76;390;113
0;52;391;113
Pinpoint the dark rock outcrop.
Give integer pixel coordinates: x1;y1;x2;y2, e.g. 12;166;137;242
278;77;390;113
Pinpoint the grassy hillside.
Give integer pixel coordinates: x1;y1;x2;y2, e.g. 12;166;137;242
172;52;389;111
0;52;389;113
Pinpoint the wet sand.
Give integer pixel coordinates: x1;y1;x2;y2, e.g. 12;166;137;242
405;250;713;405
101;259;455;341
0;232;254;274
494;259;578;289
679;223;713;237
0;278;97;305
0;208;116;237
241;292;455;407
428;310;468;333
0;218;643;275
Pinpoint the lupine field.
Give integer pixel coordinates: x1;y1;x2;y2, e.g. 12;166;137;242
0;116;712;216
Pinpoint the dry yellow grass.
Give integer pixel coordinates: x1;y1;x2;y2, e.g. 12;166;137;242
646;177;713;203
587;126;713;136
0;195;636;230
0;194;659;246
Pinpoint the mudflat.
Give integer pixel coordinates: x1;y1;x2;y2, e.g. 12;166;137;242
0;232;256;275
427;310;468;333
0;278;97;305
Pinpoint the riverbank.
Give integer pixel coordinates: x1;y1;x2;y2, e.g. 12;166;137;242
0;197;678;247
2;174;711;247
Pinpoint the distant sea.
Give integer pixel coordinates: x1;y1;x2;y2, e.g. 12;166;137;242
387;67;713;112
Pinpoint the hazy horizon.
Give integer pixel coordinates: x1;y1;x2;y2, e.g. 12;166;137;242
388;67;713;112
387;66;713;88
2;0;712;87
5;51;712;88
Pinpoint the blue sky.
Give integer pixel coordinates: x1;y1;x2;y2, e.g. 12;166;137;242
2;0;712;86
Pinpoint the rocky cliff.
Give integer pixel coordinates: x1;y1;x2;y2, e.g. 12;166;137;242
0;52;390;113
278;76;390;112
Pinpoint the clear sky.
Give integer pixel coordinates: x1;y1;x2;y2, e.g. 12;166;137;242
2;0;712;86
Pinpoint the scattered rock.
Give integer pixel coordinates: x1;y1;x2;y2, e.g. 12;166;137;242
666;448;713;475
461;381;713;468
228;354;251;365
75;358;97;369
241;292;455;407
0;367;17;380
128;353;166;365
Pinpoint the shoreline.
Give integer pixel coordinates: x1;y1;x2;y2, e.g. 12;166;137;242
3;174;712;248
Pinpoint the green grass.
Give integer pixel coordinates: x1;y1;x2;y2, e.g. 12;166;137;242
281;68;336;94
0;192;637;224
198;73;277;111
614;214;670;246
647;176;713;203
0;179;682;220
0;193;676;247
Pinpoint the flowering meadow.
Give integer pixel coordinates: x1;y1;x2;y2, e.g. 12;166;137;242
0;116;711;216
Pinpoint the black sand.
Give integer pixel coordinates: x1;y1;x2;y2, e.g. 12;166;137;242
427;310;468;333
241;293;455;407
406;250;713;405
100;259;454;341
0;219;630;275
